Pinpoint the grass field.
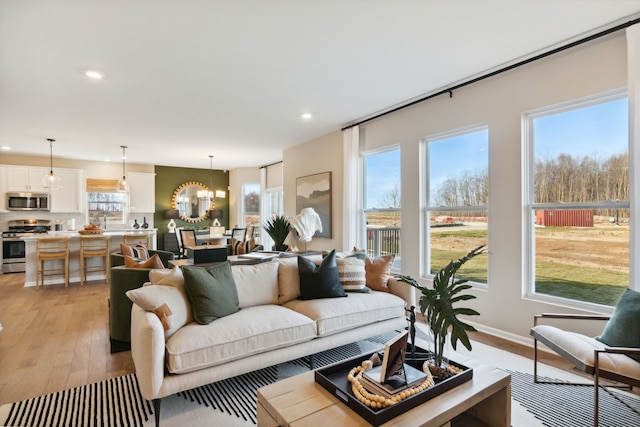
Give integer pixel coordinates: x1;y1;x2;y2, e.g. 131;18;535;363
361;211;630;307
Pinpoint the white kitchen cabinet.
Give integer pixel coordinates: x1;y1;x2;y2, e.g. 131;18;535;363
6;166;50;192
128;172;155;213
51;169;83;213
0;166;7;211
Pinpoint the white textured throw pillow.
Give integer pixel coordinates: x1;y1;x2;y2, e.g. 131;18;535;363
336;257;367;291
149;267;185;288
126;284;192;339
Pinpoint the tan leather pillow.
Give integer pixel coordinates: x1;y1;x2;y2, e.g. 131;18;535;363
124;253;164;269
365;254;395;292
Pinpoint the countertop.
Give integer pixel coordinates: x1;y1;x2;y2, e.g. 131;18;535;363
20;229;157;240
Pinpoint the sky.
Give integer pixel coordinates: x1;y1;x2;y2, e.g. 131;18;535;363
364;97;628;208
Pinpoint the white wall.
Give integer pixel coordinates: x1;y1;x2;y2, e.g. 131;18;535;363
283;131;343;252
284;32;633;344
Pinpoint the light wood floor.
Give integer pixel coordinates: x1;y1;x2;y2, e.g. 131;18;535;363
0;272;135;406
0;271;573;407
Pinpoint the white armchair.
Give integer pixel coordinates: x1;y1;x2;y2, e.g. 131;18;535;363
530;288;640;426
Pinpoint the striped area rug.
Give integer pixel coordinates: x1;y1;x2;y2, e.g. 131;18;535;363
0;333;394;427
4;332;638;427
509;370;640;427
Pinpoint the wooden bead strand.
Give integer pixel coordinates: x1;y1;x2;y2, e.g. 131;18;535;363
346;360;435;409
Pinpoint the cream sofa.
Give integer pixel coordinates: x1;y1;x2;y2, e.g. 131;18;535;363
128;255;414;426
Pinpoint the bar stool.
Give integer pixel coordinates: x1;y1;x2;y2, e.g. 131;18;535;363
122;234;150;248
79;235;110;286
36;237;70;288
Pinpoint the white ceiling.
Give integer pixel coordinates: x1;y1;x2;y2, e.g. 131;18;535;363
1;1;640;170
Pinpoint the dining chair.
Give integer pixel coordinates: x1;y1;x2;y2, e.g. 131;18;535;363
180;229;198;250
231;227;247;242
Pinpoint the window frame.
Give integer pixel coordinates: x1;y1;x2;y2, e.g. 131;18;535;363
361;145;402;271
422;125;489;285
523;89;629;310
241;183;260;228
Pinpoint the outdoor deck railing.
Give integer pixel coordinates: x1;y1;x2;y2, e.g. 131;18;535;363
367;226;401;258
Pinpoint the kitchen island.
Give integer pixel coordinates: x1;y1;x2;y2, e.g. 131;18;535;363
22;229;157;287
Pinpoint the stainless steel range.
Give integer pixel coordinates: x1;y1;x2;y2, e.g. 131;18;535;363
2;219;51;273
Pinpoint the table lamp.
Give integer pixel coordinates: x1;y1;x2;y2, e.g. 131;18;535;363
209;209;223;227
165;209;179;233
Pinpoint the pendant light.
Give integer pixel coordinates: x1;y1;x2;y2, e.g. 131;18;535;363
197;155;215;202
42;138;62;190
116;145;129;192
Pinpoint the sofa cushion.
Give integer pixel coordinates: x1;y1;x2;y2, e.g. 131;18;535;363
365;254;395;292
165;305;317;374
532;324;640;381
120;242;150;260
149;267;185;288
124;253;164;269
284;291;406;337
231;238;256;255
277;255;322;304
337;256;367;292
298;250;346;300
232;260;279;308
182;263;240;325
126;284;191;339
596;288;640;362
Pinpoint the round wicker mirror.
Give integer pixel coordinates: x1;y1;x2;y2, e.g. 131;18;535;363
171;181;212;223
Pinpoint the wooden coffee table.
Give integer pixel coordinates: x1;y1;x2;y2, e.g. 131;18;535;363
257;358;510;426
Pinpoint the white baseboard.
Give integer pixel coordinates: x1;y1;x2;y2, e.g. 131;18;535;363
465;319;560;357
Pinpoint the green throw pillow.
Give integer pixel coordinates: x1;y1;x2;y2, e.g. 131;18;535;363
596;288;640;362
298;250;347;300
182;262;240;325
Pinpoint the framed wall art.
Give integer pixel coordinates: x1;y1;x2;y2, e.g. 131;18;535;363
296;171;332;238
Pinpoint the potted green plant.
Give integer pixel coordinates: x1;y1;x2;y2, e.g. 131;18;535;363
263;215;291;251
397;245;486;378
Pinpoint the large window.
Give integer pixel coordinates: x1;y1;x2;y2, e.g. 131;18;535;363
525;91;629;307
425;127;488;283
243;183;260;233
363;148;401;266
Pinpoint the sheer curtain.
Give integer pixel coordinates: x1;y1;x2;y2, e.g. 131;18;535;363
343;126;362;251
627;23;640;290
259;167;271;250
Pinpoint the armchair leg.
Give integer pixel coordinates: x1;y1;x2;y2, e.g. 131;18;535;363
533;338;539;382
594;351;599;427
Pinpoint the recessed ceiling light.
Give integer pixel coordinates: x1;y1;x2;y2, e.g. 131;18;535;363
301;113;313;120
85;70;104;79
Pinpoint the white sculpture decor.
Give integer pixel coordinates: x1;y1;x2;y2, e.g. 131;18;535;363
290;207;322;252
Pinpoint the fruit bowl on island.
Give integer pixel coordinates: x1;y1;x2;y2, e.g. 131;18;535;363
78;224;104;235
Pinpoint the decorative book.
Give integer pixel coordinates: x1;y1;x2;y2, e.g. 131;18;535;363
362;364;428;399
379;331;409;383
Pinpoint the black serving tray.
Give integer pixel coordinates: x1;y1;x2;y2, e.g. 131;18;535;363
314;346;473;426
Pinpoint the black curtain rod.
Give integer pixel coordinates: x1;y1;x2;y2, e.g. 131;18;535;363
259;160;283;169
342;16;640;131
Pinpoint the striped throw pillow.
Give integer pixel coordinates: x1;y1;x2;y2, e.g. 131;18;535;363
231;238;256;255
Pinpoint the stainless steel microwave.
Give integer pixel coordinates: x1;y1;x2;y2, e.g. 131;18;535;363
6;192;50;211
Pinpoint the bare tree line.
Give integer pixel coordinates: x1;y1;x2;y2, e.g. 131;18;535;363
534;153;628;204
432;152;628;217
